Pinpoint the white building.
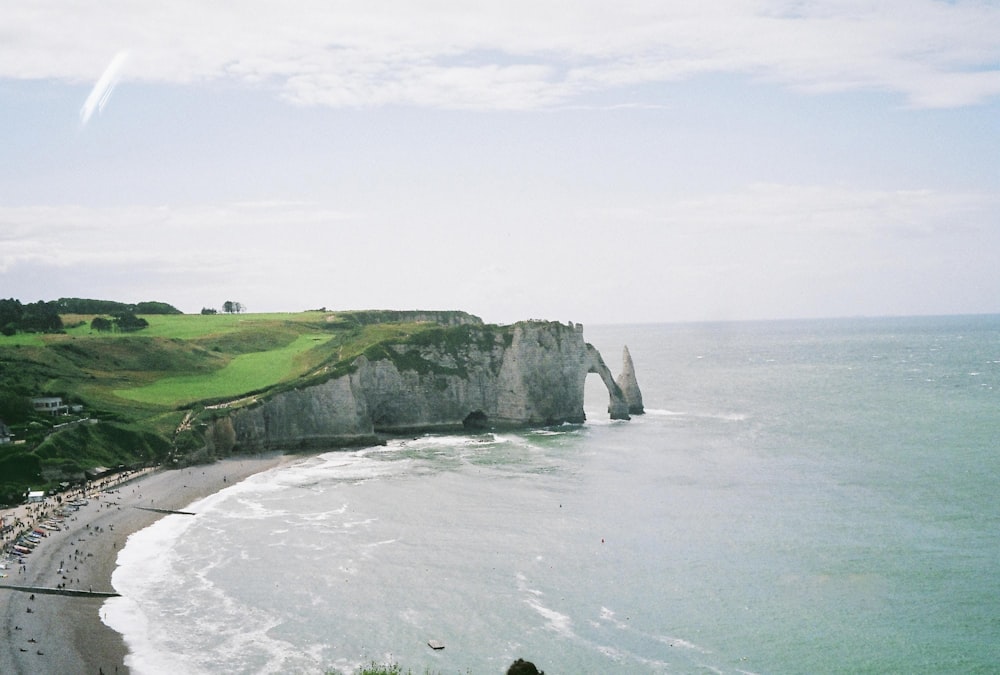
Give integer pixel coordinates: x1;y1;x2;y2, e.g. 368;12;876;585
31;396;68;416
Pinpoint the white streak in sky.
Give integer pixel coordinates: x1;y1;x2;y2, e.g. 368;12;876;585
80;51;129;126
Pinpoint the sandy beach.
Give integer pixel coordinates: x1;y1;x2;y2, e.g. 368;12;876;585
0;453;294;675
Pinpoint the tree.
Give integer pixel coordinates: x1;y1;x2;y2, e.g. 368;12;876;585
222;301;244;314
200;307;218;315
91;316;113;332
0;298;23;333
20;301;62;333
112;311;149;332
56;298;181;315
0;391;32;424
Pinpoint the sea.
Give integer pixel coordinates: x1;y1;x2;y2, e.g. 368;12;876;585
102;315;1000;674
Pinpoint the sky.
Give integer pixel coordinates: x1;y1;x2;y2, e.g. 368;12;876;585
1;1;999;325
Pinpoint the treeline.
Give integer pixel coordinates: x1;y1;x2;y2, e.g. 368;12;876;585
55;298;181;315
0;297;180;336
0;299;63;335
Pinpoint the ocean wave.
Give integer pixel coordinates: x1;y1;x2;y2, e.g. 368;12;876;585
643;408;686;416
524;597;575;638
644;408;749;422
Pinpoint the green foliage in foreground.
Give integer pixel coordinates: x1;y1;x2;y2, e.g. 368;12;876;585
32;420;171;470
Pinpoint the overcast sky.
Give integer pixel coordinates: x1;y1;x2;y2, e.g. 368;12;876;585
2;1;998;324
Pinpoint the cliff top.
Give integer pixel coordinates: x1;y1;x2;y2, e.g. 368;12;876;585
0;309;594;501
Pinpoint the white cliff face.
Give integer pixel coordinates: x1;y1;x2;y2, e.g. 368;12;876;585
496;322;590;425
230;373;375;451
617;346;645;415
225;320;638;451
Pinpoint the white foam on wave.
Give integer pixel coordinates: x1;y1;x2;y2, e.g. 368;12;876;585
644;408;687;416
226;496;287;521
104;460;354;674
493;433;537;448
110;512;199;593
391;432;495;450
522;599;679;670
103;514;206;674
599;605;715;663
100;594;161;673
113;526;320;673
268;448;405;486
525;597;576;638
528;428;569;436
296;503;349;522
582;416;619;426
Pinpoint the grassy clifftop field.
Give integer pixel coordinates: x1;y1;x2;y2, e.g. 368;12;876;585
0;309;479;504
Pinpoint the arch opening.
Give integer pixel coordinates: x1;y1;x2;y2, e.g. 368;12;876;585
462;410;490;430
584;372;608;421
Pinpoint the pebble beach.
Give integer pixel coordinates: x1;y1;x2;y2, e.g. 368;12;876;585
0;454;292;675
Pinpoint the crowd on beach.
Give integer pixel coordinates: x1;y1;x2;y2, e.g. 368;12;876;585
0;467;154;583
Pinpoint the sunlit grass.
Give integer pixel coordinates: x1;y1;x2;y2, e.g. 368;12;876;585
0;332;46;346
115;333;332;406
61;311;331;340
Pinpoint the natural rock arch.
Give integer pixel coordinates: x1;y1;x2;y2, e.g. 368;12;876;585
585;344;630;420
224;320;643;451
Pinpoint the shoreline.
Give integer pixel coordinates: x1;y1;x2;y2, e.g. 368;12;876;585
0;453;295;675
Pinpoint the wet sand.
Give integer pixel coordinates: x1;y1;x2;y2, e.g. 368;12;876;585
0;454;294;674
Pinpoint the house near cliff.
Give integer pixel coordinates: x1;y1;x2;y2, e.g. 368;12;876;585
31;396;69;416
30;396;84;417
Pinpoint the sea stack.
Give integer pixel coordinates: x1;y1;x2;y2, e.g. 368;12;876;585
616;346;644;415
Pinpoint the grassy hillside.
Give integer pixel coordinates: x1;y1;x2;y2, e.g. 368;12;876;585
0;309;481;504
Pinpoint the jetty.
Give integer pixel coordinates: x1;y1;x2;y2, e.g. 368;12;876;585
134;506;197;516
0;584;119;598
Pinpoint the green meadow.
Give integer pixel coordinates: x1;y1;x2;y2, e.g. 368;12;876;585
114;333;333;406
61;311;324;340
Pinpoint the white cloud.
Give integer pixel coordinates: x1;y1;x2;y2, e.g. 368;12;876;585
4;1;999;109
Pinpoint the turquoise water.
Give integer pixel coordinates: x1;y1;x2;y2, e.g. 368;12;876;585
105;316;1000;673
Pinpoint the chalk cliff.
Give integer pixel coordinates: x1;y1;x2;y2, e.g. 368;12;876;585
616;345;645;415
221;320;640;452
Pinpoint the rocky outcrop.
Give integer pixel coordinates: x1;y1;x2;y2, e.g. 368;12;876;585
616;346;644;415
223;320;641;452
